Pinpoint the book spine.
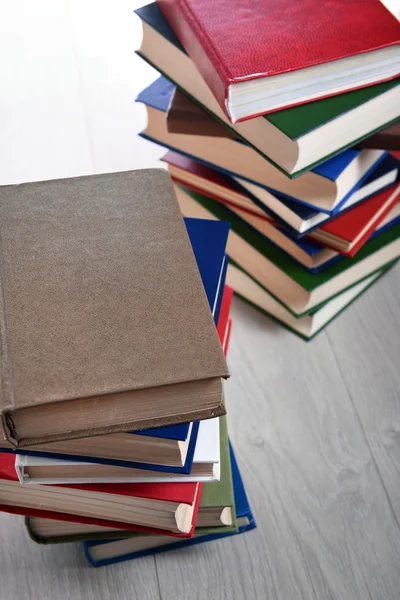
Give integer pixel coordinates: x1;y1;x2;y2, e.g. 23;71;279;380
156;0;230;118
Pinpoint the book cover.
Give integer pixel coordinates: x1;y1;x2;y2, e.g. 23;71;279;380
156;0;400;121
312;184;400;256
0;170;228;449
0;217;229;474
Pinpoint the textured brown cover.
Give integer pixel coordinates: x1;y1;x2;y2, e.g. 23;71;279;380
358;121;400;150
167;89;234;139
0;169;228;444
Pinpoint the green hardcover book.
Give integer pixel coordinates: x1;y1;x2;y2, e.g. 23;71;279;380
25;418;236;544
136;3;400;178
227;262;397;341
174;184;400;317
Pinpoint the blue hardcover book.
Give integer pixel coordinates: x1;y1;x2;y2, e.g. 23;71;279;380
0;218;230;474
83;442;256;567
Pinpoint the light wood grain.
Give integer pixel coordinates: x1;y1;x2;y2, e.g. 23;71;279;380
155;298;400;600
1;2;400;600
326;264;400;521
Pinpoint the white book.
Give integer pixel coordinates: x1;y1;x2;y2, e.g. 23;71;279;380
15;417;220;485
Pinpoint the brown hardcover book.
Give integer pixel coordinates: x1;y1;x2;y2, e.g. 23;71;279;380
167;89;234;139
0;169;228;449
358;121;400;150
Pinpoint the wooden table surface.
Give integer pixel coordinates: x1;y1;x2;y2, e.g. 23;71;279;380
1;2;400;599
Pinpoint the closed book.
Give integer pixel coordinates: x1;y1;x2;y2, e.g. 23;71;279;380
14;285;233;485
136;3;400;177
175;184;400;316
0;452;201;536
157;0;400;122
310;185;400;256
0;217;229;473
82;442;255;566
228;262;396;341
137;77;386;215
163;151;400;237
0;170;229;450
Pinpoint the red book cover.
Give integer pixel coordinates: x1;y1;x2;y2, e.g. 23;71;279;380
314;184;400;256
217;286;234;349
157;0;400;122
0;453;201;537
0;485;202;539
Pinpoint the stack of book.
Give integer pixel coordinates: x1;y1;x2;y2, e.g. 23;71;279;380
135;1;400;340
0;170;255;567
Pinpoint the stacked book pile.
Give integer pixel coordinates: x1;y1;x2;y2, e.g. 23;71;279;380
0;170;255;567
135;1;400;339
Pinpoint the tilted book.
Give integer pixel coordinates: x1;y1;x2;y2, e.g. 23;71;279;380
0;170;229;450
157;0;400;122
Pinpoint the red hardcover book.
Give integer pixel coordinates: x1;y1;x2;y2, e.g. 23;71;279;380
312;184;400;256
0;496;202;539
157;0;400;123
0;453;201;537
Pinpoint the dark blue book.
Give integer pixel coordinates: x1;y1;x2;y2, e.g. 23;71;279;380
83;442;256;567
137;75;390;217
0;218;230;474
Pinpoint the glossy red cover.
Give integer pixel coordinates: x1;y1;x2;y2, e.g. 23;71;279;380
315;184;400;256
157;0;400;121
0;483;202;538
